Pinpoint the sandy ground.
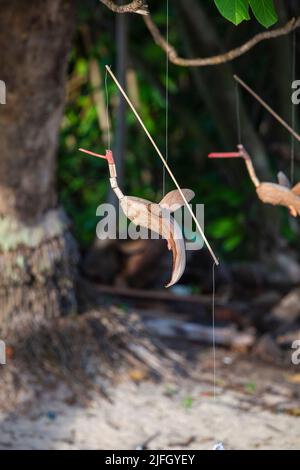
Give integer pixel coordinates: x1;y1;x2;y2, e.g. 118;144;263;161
0;353;300;450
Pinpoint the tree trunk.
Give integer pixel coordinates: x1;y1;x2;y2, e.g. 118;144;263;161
111;3;128;206
0;0;77;339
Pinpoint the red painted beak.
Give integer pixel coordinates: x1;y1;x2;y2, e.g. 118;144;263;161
208;152;243;159
79;148;114;164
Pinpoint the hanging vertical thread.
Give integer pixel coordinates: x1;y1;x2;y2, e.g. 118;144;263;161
212;261;217;402
105;66;111;150
290;30;296;185
163;0;169;196
235;81;242;145
211;261;225;450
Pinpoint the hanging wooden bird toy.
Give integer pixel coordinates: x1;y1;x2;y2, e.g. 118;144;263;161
79;148;195;287
209;74;300;217
79;65;219;289
209;145;300;217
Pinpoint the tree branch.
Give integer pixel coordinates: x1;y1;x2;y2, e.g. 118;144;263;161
144;15;300;66
100;0;148;15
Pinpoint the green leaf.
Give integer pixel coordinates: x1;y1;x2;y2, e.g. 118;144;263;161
248;0;278;28
214;0;250;26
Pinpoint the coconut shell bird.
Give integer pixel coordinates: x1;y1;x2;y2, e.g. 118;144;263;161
209;144;300;217
79;148;195;287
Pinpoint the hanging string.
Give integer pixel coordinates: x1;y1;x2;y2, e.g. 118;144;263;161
105;66;111;150
212;261;217;403
235;80;242;145
162;0;169;196
211;261;225;450
290;30;296;185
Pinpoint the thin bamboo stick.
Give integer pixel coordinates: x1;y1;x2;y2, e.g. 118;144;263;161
234;74;300;143
105;65;219;265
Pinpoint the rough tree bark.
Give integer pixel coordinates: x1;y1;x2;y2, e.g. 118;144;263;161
0;0;77;339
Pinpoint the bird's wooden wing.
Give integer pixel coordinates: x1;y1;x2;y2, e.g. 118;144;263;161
277;171;291;188
159;189;195;212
